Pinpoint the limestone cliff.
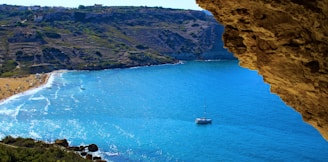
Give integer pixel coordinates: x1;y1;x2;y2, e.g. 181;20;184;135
196;0;328;140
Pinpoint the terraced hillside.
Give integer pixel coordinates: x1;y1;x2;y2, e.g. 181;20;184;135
0;5;233;76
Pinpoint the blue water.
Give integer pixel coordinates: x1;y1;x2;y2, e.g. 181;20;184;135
0;60;327;161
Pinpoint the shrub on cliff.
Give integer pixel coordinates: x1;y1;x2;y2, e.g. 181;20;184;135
0;60;18;77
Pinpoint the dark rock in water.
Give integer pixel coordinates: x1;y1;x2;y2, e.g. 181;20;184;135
93;156;102;160
55;139;69;148
88;144;99;152
80;152;87;156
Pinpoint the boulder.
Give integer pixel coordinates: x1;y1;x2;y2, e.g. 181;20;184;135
88;144;99;152
93;156;102;160
80;152;87;156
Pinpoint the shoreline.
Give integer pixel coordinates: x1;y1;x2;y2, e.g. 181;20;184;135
0;60;226;104
0;73;51;104
0;59;229;104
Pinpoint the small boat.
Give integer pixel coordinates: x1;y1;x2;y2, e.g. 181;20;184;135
195;104;212;124
195;117;212;124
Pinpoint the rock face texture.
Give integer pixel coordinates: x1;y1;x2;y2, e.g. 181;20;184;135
196;0;328;140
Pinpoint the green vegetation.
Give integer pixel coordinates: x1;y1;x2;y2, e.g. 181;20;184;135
0;60;18;77
0;136;88;162
0;60;17;72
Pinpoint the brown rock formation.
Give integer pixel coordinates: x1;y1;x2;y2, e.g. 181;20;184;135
196;0;328;140
55;139;69;148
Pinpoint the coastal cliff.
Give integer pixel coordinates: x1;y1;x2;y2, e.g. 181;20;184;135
196;0;328;140
0;5;234;77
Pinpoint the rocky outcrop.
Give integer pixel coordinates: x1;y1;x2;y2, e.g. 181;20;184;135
54;139;105;161
196;0;328;140
55;139;69;147
0;136;97;161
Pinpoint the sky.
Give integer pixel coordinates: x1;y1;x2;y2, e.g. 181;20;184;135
0;0;203;10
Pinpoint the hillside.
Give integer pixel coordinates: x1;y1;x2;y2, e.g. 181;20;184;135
0;5;233;77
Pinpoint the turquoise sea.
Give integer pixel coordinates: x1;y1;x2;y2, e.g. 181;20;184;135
0;60;327;161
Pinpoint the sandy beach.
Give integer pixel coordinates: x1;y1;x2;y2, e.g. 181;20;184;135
0;73;49;101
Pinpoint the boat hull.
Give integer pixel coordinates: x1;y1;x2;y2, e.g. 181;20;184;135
195;118;212;124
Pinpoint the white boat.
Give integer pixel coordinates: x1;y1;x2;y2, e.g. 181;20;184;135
195;117;212;124
195;104;212;124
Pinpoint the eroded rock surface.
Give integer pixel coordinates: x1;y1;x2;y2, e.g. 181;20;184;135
196;0;328;140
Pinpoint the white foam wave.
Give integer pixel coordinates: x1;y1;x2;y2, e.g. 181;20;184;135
0;93;24;106
93;150;118;162
105;152;119;156
129;66;141;70
92;150;104;158
0;108;18;117
29;95;46;101
44;96;51;113
54;87;60;99
0;103;24;118
49;71;67;100
44;72;56;88
27;94;51;114
64;107;72;111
